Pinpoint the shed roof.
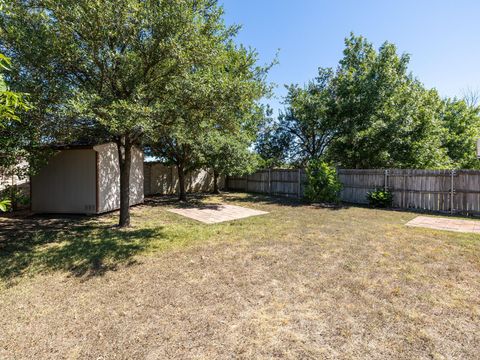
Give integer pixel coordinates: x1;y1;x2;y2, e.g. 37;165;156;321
41;141;112;150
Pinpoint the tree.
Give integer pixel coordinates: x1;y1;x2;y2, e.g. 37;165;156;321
150;42;271;201
255;121;291;168
1;0;230;226
441;99;480;169
327;34;448;169
255;33;480;171
0;53;29;211
272;68;336;166
462;88;480;108
202;131;259;194
0;54;25;123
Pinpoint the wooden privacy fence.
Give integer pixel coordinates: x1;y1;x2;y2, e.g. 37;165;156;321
228;169;307;198
144;162;225;196
227;168;480;215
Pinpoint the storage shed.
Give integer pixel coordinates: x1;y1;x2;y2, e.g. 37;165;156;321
31;143;144;214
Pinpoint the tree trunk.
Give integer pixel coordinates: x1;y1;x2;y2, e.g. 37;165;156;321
177;163;187;202
117;136;132;227
212;171;220;194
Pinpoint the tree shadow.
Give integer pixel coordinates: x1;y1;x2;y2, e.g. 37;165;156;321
221;192;307;207
144;192;350;211
220;192;350;211
144;193;228;208
0;214;163;286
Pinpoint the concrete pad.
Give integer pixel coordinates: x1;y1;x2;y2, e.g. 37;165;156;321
406;216;480;234
168;204;268;224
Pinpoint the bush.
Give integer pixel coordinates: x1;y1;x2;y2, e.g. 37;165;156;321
304;160;342;203
367;188;393;208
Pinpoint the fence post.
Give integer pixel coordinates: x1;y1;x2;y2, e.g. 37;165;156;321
245;173;248;192
268;169;272;195
169;166;173;194
450;169;455;214
297;169;301;198
384;169;389;191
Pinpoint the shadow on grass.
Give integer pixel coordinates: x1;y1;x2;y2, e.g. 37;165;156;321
220;192;350;211
144;192;350;211
0;214;163;285
144;194;232;210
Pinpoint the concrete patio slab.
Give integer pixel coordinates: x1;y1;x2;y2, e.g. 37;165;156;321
168;204;268;224
406;216;480;234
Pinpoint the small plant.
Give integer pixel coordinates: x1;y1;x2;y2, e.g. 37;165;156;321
0;199;11;212
367;188;393;208
0;185;29;211
304;160;342;203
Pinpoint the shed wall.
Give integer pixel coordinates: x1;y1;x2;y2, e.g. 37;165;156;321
31;149;97;214
95;143;144;213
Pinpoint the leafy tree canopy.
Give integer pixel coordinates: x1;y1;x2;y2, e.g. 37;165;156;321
0;53;29;211
259;68;336;166
441;98;480;169
258;33;480;170
201;130;259;193
328;34;449;169
1;0;256;223
149;37;273;200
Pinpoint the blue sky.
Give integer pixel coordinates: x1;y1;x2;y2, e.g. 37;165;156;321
221;0;480;115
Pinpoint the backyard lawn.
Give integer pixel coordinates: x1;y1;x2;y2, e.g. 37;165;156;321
0;193;479;359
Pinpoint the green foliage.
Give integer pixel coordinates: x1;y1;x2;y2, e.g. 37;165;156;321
328;34;449;169
201;131;260;192
441;99;480;169
0;184;29;211
255;108;291;168
257;68;336;166
366;188;394;208
257;33;480;170
0;199;10;212
0;53;29;212
1;0;270;219
150;34;272;199
304;160;342;203
0;53;29;126
202;132;258;176
2;0;228;141
0;55;27;125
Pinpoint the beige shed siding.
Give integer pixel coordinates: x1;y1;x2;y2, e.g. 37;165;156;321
95;143;144;213
31;149;97;214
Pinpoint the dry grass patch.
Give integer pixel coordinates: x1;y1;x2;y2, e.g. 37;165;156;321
0;193;479;359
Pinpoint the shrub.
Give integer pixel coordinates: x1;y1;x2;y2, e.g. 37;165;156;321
304;160;342;203
367;188;393;208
